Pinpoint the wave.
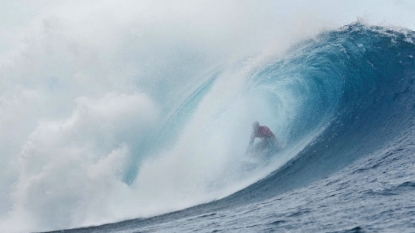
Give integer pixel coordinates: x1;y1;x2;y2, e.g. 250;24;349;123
59;23;415;233
2;22;415;233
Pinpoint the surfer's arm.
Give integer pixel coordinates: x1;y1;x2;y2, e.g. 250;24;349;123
247;133;255;152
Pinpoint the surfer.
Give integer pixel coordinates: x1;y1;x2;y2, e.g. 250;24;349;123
247;121;279;154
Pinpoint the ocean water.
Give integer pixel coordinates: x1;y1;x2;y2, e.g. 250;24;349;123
1;1;415;233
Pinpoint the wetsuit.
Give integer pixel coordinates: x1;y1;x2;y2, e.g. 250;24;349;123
254;126;275;139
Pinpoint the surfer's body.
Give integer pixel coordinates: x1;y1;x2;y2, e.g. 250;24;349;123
247;121;279;154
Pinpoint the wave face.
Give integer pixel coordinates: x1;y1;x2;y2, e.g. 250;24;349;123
1;16;415;233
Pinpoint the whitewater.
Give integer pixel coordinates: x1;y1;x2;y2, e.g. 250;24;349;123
1;1;415;232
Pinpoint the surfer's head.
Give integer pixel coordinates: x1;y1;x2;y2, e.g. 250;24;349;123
253;121;260;131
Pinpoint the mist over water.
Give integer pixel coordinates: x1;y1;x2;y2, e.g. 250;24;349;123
1;1;415;232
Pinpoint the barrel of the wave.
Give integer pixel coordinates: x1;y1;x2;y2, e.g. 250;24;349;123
221;23;415;204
